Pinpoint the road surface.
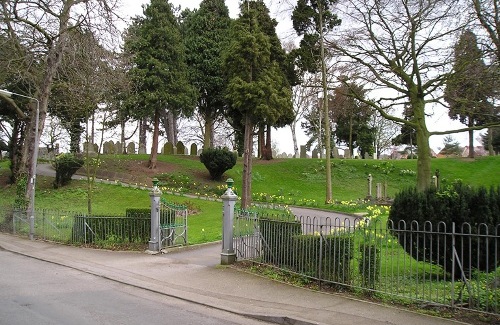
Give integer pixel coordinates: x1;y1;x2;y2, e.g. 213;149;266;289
0;249;272;325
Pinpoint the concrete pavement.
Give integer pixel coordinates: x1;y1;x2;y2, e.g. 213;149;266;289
0;233;467;325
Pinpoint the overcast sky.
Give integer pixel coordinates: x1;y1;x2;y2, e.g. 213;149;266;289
117;0;480;154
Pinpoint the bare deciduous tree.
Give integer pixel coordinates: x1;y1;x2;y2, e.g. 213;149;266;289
329;0;492;190
1;0;120;200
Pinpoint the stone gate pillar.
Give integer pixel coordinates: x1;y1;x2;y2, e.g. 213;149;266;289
148;178;162;252
221;178;237;265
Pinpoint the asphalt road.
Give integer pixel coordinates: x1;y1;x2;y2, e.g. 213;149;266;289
0;249;272;325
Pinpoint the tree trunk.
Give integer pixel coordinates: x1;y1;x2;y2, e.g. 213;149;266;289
139;118;147;152
149;109;160;169
261;125;273;160
349;115;353;158
414;100;432;192
318;3;332;203
166;110;176;144
291;121;299;158
468;127;474;158
488;127;494;156
241;115;254;209
257;126;264;158
120;119;126;154
203;115;213;149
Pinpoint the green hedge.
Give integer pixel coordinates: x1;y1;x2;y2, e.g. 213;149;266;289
294;234;354;283
259;215;301;267
389;182;500;277
72;215;150;244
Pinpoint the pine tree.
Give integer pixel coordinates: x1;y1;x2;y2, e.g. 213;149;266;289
182;0;232;150
444;30;494;158
224;4;293;208
124;0;195;169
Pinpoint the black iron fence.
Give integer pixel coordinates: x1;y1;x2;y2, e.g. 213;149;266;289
234;211;500;315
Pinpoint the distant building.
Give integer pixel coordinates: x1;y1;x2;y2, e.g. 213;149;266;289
461;146;487;157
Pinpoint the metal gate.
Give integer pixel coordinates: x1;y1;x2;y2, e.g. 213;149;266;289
159;199;187;248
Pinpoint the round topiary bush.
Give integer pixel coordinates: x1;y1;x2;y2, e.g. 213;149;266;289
53;153;84;188
199;147;237;181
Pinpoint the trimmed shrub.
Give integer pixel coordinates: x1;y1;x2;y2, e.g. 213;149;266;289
53;153;84;188
294;233;354;284
199;147;237;181
126;208;150;218
389;182;500;277
71;215;150;244
259;214;302;267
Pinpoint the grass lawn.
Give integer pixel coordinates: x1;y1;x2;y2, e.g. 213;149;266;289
1;155;499;244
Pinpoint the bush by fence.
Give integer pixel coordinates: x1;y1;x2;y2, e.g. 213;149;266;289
295;234;354;284
389;182;500;277
259;215;301;267
72;215;150;244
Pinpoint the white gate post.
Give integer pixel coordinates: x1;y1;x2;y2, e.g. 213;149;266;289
148;178;162;252
221;178;237;265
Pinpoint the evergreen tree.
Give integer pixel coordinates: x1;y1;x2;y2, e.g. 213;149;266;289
182;0;232;150
444;30;494;158
224;4;293;208
124;0;195;169
331;82;374;158
482;127;500;155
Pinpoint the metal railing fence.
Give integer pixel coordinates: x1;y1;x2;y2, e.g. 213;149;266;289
0;208;150;246
234;211;500;315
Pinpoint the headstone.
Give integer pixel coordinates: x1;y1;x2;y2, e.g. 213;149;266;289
138;143;147;154
288;153;293;158
364;152;370;159
300;145;307;159
83;142;95;153
164;142;174;155
176;141;185;155
376;183;382;199
344;150;351;159
115;141;122;154
190;143;197;156
127;142;136;154
367;174;373;199
333;147;339;159
103;141;114;154
312;148;318;158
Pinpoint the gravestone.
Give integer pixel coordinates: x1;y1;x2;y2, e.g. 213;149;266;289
83;142;96;153
138;143;147;154
103;141;114;154
376;183;383;199
333;147;339;158
127;142;136;154
300;145;307;159
115;141;122;154
364;152;370;159
163;142;174;155
190;143;197;156
344;150;351;159
176;141;185;155
312;148;318;159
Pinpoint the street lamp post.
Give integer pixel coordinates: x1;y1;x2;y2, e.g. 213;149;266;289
0;89;40;240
